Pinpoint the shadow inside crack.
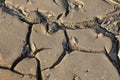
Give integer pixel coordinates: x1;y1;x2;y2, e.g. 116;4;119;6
10;54;27;71
26;24;33;52
0;66;24;75
0;66;9;70
33;48;51;56
49;51;66;69
48;30;72;69
10;45;32;71
104;47;120;75
35;58;43;80
2;5;21;17
94;25;120;75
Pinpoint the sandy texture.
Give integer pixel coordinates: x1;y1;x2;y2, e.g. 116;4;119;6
0;0;120;80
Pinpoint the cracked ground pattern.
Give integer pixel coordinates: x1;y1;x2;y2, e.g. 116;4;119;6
0;0;120;80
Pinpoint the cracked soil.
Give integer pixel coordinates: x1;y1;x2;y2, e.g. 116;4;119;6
0;0;120;80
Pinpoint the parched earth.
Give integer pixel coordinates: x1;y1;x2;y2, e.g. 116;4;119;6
0;0;120;80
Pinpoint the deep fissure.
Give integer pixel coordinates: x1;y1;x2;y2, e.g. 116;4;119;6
36;58;43;80
93;24;120;75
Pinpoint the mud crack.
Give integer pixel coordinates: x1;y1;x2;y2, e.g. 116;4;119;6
93;23;120;74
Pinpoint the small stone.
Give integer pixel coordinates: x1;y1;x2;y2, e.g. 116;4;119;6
118;49;120;59
31;43;37;52
97;33;104;38
69;37;78;50
75;77;81;80
32;24;47;34
85;69;90;72
47;22;59;34
101;76;104;80
47;13;54;19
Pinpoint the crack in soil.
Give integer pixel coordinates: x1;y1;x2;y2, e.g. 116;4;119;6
10;23;32;71
35;58;43;80
0;1;120;79
0;66;10;70
41;22;120;76
0;66;24;76
40;29;70;70
10;54;27;71
49;51;66;69
93;23;120;75
53;0;59;5
1;5;44;80
104;47;120;74
9;21;44;80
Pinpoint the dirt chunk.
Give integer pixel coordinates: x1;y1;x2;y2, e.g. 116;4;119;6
14;58;37;75
5;0;66;17
42;51;120;80
67;29;112;53
30;25;66;70
0;11;28;67
0;69;23;80
62;0;114;22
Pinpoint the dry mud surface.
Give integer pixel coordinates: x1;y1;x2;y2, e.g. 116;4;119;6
0;0;120;80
